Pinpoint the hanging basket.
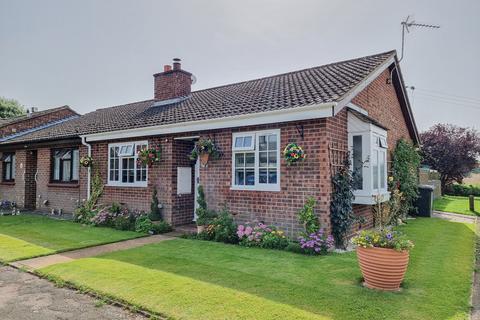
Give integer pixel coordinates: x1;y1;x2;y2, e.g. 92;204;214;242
199;153;210;166
80;156;93;168
137;145;162;167
283;143;306;166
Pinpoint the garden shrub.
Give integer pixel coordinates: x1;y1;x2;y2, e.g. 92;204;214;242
74;171;104;224
135;216;155;233
297;197;320;236
445;184;480;197
151;220;172;234
298;229;334;255
90;207;114;227
195;185;216;226
390;139;421;218
206;207;238;244
149;187;162;221
237;222;289;250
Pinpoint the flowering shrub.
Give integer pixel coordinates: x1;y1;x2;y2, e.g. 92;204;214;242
351;228;414;252
90;207;114;227
298;229;334;255
137;145;161;167
190;138;220;160
80;156;93;167
237;222;288;250
204;208;238;244
283;143;306;165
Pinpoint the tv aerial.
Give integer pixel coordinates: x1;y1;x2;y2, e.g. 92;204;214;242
399;15;440;63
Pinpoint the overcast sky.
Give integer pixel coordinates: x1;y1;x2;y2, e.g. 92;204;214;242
1;0;479;131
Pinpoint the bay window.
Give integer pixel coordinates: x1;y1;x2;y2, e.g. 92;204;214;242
348;111;389;204
2;153;15;182
231;129;280;191
108;141;147;187
51;148;79;183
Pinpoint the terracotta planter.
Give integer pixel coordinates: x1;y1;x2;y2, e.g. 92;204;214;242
199;153;210;166
197;225;205;234
356;247;410;291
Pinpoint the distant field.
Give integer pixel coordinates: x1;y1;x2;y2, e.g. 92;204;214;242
463;173;480;186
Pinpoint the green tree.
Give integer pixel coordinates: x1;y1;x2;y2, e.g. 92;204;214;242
0;97;25;119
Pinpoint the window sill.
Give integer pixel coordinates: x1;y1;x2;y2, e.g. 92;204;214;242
106;183;148;188
48;183;79;188
353;192;390;205
230;185;281;192
0;181;15;186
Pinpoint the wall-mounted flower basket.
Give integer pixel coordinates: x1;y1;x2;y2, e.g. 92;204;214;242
190;138;220;166
80;156;93;168
283;143;306;166
137;145;162;167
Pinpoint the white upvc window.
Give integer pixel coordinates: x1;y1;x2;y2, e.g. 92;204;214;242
108;141;148;187
348;112;389;205
231;129;280;191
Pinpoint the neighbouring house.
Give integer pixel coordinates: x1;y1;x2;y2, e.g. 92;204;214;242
0;51;419;236
0;106;79;209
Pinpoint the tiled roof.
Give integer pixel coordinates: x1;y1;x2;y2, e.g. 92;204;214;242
0;106;76;128
1;51;396;145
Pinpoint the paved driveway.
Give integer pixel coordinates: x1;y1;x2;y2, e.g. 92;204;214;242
0;266;146;320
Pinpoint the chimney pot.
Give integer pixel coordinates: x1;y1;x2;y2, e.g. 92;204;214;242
164;65;172;72
173;58;181;70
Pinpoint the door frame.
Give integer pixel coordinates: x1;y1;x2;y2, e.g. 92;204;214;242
193;158;200;221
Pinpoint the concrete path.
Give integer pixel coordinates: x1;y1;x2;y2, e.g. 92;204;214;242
433;211;477;224
11;234;175;271
0;266;146;320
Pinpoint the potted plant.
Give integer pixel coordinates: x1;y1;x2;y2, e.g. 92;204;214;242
80;155;93;168
137;145;161;167
190;138;219;166
351;228;414;291
283;143;306;165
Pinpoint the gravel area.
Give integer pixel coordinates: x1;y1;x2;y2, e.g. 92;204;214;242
0;266;146;320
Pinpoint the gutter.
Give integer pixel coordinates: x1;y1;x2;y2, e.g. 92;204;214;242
81;136;92;200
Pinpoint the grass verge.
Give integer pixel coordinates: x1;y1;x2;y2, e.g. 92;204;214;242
434;195;480;216
0;214;144;262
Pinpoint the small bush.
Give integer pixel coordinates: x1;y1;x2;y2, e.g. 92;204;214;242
298;197;319;236
298;229;334;255
135;216;155;233
149;187;162;221
237;222;289;250
90;207;114;227
151;220;173;234
285;242;304;254
206;207;238;244
445;184;480;197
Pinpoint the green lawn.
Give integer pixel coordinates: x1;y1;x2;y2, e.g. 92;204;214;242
0;215;143;262
434;195;480;216
41;218;475;320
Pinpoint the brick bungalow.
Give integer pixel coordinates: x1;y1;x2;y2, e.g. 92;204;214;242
0;51;419;236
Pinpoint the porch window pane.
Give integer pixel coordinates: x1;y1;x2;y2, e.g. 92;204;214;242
372;149;379;190
380;150;386;189
245;169;255;185
352;135;363;190
235;169;245;185
54;157;60;180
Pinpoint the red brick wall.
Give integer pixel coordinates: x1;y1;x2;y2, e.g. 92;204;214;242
35;144;84;214
0;150;26;207
198;120;330;236
352;70;413;148
0;108;77;138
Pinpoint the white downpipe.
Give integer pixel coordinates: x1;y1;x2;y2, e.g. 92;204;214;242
81;136;92;200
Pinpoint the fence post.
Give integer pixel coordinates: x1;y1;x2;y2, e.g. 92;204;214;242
469;195;475;212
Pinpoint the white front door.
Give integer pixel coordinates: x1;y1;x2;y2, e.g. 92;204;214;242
193;158;200;221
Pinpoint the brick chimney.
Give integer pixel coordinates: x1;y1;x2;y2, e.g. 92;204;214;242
153;58;193;101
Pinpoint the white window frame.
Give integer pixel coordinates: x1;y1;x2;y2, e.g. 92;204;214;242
348;112;389;205
231;129;281;192
107;140;148;187
232;134;255;151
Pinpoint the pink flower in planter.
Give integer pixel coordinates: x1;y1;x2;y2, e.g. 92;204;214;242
245;226;253;236
237;225;245;238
